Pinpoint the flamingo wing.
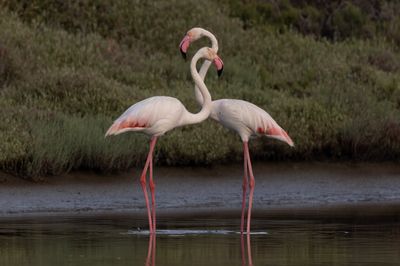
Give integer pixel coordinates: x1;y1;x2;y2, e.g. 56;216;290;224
211;99;294;146
105;96;186;136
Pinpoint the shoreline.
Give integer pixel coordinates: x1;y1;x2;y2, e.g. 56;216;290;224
1;162;400;220
2;202;400;221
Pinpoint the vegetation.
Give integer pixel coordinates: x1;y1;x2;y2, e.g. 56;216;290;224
0;0;399;178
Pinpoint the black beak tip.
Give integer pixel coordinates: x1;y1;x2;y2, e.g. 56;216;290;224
217;67;223;77
180;49;187;60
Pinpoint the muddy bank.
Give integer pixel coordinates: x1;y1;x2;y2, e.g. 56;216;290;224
1;162;400;219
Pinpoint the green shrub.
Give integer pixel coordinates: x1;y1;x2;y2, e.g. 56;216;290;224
0;1;399;178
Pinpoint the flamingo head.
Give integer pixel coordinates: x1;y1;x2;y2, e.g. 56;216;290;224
179;28;204;60
201;47;224;77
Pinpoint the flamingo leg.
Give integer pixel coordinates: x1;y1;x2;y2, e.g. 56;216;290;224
149;149;156;233
240;142;248;234
140;137;158;233
244;142;255;235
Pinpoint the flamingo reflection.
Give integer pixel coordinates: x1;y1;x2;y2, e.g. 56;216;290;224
145;234;156;266
241;233;253;266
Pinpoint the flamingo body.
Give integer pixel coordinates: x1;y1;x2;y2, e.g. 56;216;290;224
106;96;190;137
211;99;294;145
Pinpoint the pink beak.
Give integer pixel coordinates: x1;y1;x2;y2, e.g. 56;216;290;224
213;56;224;77
179;35;191;59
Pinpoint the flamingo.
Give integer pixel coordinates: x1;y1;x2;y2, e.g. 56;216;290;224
105;47;224;234
180;28;294;234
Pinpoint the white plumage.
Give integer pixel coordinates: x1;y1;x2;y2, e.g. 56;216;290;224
105;96;189;137
211;99;294;144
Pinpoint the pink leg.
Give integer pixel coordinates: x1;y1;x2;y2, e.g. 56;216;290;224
140;137;158;233
149;152;156;233
244;142;255;235
240;143;248;234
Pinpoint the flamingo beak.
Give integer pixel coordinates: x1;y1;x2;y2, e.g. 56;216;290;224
213;56;224;77
179;35;191;60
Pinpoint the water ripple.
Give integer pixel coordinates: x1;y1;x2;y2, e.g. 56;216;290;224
125;229;268;236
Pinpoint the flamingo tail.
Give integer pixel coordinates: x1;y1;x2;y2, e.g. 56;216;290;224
105;123;120;137
265;127;294;147
105;120;147;137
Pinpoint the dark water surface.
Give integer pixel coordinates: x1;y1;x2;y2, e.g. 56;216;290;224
0;216;399;266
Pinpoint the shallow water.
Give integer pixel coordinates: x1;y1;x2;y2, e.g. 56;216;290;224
1;216;399;266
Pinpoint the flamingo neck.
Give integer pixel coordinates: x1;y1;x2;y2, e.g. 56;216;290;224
182;51;212;126
195;30;218;106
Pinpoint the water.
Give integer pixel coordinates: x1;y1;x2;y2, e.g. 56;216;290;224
0;216;399;266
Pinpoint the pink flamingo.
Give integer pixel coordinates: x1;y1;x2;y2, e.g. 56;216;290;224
106;47;224;234
180;28;294;234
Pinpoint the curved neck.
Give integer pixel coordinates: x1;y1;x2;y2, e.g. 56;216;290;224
181;50;212;126
203;29;218;51
195;30;219;106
